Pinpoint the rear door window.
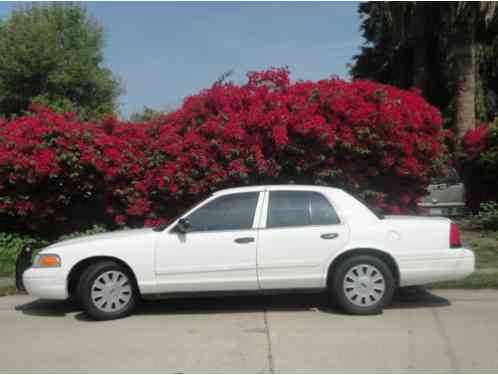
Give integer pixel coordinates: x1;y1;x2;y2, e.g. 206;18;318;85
267;191;340;228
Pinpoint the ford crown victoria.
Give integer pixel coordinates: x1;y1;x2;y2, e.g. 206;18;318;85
19;185;475;320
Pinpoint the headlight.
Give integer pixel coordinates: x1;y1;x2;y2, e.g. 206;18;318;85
32;254;61;268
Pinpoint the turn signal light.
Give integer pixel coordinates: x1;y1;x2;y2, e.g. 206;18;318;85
33;254;61;268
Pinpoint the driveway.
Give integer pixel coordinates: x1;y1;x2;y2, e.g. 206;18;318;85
1;289;497;372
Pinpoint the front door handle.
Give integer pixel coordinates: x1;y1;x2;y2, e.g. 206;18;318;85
320;233;339;240
234;237;255;244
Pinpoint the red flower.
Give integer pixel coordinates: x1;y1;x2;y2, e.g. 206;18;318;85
0;70;450;231
115;215;126;225
272;126;288;146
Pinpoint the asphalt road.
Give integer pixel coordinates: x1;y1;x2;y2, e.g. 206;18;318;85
1;289;497;373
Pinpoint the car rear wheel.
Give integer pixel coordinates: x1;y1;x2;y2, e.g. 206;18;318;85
78;261;137;320
331;255;395;315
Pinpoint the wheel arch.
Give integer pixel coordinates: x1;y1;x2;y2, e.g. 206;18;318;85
67;256;140;299
326;248;400;288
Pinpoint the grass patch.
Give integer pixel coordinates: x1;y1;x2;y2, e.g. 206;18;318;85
459;227;498;269
432;271;498;289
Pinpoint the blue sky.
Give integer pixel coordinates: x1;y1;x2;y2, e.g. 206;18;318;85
0;2;362;118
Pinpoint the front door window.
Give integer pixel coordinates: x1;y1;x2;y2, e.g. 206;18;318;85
187;192;259;232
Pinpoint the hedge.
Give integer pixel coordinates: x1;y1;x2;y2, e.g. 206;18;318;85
460;118;498;213
0;68;450;234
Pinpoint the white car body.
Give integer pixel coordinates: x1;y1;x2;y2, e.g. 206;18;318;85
23;185;475;300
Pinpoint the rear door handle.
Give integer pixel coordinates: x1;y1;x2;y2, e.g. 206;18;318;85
234;237;255;244
320;233;339;240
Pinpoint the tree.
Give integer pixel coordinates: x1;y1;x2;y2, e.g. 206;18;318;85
350;3;450;116
0;3;123;120
444;2;497;137
350;2;498;138
129;106;168;122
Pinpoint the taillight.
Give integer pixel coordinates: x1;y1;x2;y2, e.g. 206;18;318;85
450;222;462;248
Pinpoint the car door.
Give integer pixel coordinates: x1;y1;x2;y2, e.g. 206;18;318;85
154;191;263;293
257;190;349;290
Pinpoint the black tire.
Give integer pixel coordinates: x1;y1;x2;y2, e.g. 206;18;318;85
330;255;395;315
77;261;137;321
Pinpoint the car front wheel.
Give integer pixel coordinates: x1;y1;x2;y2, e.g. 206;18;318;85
331;255;395;315
78;261;137;320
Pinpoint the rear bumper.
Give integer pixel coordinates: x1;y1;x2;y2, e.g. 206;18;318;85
454;248;475;280
399;248;475;287
23;268;68;300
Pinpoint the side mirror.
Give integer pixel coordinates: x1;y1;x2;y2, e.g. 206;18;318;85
175;218;191;234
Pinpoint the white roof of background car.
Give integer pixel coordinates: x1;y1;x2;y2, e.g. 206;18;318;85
212;184;342;196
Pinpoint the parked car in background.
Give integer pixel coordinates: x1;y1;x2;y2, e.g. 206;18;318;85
18;185;474;320
418;167;466;217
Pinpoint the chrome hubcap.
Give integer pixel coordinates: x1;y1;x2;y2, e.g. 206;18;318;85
343;264;385;307
91;271;132;312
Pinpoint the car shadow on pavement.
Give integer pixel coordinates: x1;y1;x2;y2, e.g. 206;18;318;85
388;286;450;309
15;298;80;317
15;287;450;321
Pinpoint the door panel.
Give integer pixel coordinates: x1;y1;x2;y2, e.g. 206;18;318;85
154;192;262;293
155;230;258;292
257;190;349;289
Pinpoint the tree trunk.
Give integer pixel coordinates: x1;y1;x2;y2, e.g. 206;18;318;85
411;4;429;95
451;24;476;139
413;42;428;95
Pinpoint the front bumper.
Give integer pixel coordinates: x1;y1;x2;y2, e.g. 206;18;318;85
22;268;68;300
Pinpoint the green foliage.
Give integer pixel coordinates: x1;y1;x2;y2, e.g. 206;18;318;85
478;118;498;168
474;201;498;231
460;119;498;211
0;232;48;276
57;224;109;242
129;106;168;122
0;3;123;120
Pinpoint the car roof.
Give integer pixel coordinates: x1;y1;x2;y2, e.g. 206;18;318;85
212;184;342;196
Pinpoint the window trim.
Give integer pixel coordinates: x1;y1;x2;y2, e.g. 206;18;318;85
170;191;264;234
262;190;342;230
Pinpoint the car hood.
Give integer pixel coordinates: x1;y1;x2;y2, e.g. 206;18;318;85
44;228;156;251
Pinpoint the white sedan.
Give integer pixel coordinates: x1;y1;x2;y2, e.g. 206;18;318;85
20;185;475;320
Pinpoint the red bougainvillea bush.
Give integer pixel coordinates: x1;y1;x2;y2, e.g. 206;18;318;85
460;119;498;213
0;68;451;234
